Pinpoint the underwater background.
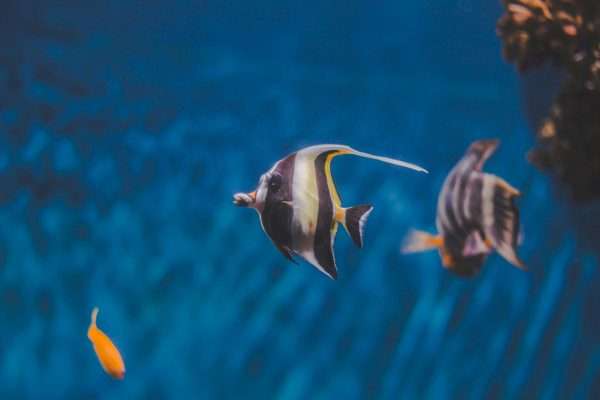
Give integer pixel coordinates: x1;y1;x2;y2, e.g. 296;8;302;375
1;0;599;399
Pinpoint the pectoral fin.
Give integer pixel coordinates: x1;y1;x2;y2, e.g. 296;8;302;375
462;231;492;257
276;243;297;264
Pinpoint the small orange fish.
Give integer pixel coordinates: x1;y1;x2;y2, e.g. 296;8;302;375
87;307;126;379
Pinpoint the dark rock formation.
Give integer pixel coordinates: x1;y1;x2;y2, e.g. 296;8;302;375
498;0;600;201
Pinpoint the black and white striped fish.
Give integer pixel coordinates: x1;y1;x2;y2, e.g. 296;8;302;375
234;144;427;279
402;139;525;277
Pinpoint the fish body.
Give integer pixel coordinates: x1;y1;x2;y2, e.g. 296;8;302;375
87;307;126;379
234;144;427;279
402;139;524;276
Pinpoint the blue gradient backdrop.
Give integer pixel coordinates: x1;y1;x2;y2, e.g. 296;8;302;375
1;1;599;399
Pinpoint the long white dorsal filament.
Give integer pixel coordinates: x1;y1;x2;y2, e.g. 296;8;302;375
349;149;428;173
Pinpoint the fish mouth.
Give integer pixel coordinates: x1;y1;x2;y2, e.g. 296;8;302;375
233;191;256;207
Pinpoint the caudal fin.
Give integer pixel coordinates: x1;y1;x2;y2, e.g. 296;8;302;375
401;230;443;254
341;205;373;248
481;175;526;270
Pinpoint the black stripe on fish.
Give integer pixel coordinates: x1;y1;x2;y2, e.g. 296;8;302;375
313;151;337;279
441;171;469;241
455;168;469;224
272;153;296;200
454;167;478;233
465;172;484;226
492;184;519;246
261;153;296;260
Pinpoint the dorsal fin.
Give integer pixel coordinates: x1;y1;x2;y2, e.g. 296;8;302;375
465;139;500;171
299;144;428;173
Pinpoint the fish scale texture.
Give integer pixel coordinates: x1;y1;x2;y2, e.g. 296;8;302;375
0;0;599;399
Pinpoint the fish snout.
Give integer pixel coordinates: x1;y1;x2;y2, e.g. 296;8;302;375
233;191;256;207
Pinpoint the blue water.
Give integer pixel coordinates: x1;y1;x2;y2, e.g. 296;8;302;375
1;1;599;399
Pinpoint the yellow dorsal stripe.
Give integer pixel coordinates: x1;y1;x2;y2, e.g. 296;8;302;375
324;150;350;208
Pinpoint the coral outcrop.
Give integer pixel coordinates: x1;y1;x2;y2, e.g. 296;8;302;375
498;0;600;201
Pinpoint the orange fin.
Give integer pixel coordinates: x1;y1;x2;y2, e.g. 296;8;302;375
441;251;455;268
401;230;443;254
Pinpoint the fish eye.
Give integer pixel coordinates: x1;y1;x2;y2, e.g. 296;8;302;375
269;174;282;192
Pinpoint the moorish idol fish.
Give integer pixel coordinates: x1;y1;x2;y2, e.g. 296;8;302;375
88;307;126;379
233;144;427;279
402;139;525;277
